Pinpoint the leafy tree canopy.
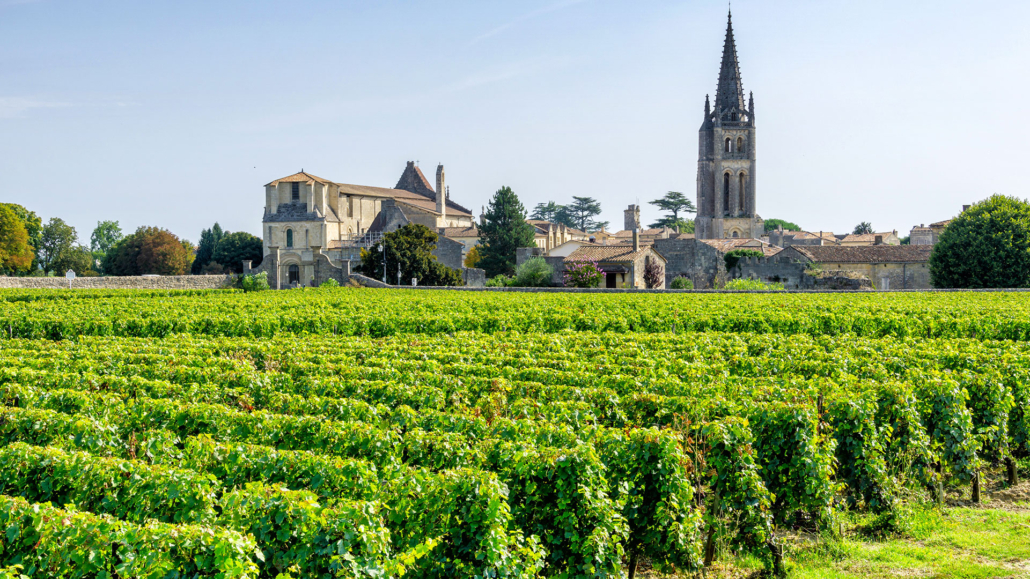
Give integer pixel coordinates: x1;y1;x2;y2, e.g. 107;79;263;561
930;195;1030;288
477;186;537;278
0;205;34;275
38;218;79;275
53;245;96;276
764;219;802;232
560;196;605;232
0;204;42;270
530;202;565;223
212;231;263;274
853;222;874;235
90;221;123;255
649;191;696;226
648;216;695;232
192;223;226;274
103;226;192;276
360;223;462;286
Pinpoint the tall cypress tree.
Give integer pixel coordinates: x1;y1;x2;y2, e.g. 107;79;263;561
477;186;537;278
191;222;225;274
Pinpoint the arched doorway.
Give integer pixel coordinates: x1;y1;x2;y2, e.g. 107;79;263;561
288;264;300;285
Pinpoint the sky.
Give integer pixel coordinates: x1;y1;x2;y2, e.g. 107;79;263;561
2;0;1029;243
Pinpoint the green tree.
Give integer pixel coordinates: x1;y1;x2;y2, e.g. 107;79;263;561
764;219;802;232
853;222;873;235
477;186;537;277
929;195;1030;288
648;191;696;229
52;245;96;276
90;221;123;274
560;197;604;231
212;231;264;274
191;223;225;274
38;218;79;275
103;226;192;276
0;204;42;270
530;202;565;223
0;205;34;275
360;223;462;286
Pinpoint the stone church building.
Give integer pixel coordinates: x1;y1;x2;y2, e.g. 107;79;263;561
694;12;763;240
258;162;474;287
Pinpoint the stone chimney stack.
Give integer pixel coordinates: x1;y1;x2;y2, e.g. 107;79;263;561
874;234;883;245
632;229;640;252
624;205;640;231
962;204;971;212
436;164;446;219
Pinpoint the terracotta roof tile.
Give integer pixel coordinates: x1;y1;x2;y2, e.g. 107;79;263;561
564;244;663;264
792;245;932;264
439;226;479;237
699;238;781;256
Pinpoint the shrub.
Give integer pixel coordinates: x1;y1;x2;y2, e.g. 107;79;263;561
670;276;694;290
512;257;553;287
320;278;339;288
241;272;269;292
723;279;785;291
564;259;604;288
486;275;513;288
644;258;664;289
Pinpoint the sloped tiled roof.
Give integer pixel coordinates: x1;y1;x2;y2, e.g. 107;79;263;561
841;232;897;243
565;244;664;264
334;182;473;217
266;171;334;186
439;226;479;237
793;245;932;264
700;238;782;256
930;219;952;228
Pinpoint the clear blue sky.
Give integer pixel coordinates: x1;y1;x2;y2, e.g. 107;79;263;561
2;0;1028;242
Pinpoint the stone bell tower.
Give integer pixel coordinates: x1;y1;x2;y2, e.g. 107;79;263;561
695;10;763;240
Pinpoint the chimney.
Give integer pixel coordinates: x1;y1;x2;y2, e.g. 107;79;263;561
436;164;446;219
624;205;640;231
632;228;640;252
480;205;486;225
874;234;883;245
962;204;970;212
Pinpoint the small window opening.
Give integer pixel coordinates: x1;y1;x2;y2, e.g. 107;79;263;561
739;173;746;212
722;173;730;213
737;137;744;153
291;182;300;201
286;229;294;248
725;138;732;153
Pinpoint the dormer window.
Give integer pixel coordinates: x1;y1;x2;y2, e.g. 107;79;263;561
291;182;300;202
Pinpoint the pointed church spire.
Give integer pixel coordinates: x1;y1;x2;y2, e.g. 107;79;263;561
715;9;745;119
704;94;711;116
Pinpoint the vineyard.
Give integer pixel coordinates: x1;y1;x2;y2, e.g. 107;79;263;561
0;288;1029;577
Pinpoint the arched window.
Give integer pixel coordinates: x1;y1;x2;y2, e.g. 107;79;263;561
737;137;744;153
288;264;300;285
731;112;738;122
725;138;731;153
732;231;739;238
739;173;746;212
722;173;730;213
286;229;294;248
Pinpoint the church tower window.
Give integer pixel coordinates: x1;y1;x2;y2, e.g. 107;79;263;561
737;137;744;153
725;138;732;153
291;182;300;202
723;173;731;213
286;229;294;248
739;173;746;212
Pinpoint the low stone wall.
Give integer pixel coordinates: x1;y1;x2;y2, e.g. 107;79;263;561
0;275;234;290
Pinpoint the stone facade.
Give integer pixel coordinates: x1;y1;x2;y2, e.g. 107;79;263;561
695;12;764;240
736;245;933;290
0;275;233;290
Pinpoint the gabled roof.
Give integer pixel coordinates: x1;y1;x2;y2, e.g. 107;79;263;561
700;238;781;256
394;162;436;198
930;219;952;228
266;171;334;187
565;244;664;264
792;245;932;264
